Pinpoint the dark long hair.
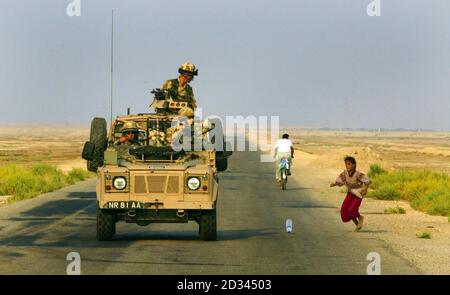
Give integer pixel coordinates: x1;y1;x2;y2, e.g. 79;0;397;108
344;156;356;176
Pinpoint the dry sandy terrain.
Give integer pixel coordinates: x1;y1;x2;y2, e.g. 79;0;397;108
0;126;89;172
285;129;450;173
1;126;449;273
284;129;450;274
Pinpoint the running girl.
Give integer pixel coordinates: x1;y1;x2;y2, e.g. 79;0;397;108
330;156;371;231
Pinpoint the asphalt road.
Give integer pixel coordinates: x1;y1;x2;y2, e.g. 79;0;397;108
0;152;420;274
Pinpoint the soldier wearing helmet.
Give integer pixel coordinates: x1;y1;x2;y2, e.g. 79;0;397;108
114;121;141;146
162;62;198;110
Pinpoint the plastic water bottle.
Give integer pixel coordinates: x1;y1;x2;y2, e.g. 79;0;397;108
286;219;293;233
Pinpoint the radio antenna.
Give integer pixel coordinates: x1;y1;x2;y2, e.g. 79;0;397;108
109;9;114;126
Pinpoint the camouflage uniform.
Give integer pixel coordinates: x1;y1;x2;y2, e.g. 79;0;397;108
115;139;140;162
162;78;197;110
114;121;141;161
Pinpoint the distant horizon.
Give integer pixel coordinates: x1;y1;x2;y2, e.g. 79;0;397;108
1;1;449;130
1;121;450;132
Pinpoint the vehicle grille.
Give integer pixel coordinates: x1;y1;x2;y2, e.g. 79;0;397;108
133;174;180;194
166;176;179;193
147;176;166;193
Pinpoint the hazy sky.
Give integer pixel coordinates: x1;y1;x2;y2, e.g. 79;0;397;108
0;0;449;129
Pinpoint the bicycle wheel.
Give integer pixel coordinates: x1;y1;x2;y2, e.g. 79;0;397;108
281;169;287;190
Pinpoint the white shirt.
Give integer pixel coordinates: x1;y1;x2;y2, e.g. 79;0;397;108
274;138;293;153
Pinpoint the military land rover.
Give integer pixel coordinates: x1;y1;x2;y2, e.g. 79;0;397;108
82;92;231;241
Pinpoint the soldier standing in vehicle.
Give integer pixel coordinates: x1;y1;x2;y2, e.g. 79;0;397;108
162;62;198;110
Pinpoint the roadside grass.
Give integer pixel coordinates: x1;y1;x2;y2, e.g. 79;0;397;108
416;231;431;239
367;165;450;217
384;206;406;214
367;164;387;179
66;168;93;185
0;164;94;203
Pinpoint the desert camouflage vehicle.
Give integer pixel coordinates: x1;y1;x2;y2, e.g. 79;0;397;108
82;93;231;241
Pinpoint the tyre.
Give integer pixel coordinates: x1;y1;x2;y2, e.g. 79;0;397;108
216;156;228;172
281;169;287;190
96;208;116;241
281;179;286;190
87;117;107;172
199;209;217;241
209;118;230;172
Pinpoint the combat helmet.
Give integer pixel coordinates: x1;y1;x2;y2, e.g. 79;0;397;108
178;62;198;76
121;121;140;133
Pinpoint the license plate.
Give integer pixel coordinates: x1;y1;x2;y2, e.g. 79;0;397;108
105;201;142;209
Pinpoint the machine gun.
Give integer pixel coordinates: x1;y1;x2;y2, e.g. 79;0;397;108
150;88;191;114
151;88;166;100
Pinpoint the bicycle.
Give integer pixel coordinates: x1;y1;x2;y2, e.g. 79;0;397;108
279;157;290;190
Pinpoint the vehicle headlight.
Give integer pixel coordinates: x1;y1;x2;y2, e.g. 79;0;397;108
187;177;200;190
113;177;127;190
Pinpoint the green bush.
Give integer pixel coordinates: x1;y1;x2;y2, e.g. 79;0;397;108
368;184;400;200
368;164;387;179
31;164;66;193
410;189;450;216
384;206;406;214
66;168;93;185
0;164;94;202
368;165;450;217
416;231;431;239
0;165;39;200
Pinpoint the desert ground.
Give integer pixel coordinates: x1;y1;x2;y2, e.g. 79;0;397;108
283;129;450;274
4;126;449;174
0;126;88;172
0;126;449;274
284;128;450;174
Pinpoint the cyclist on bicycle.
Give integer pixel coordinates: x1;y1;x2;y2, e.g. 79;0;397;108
273;133;294;184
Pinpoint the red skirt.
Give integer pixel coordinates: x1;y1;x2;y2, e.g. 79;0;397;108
340;192;362;222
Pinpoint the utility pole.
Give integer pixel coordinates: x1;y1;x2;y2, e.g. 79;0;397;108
110;9;114;126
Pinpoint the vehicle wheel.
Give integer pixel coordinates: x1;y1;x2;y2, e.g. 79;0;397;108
136;221;151;226
281;170;287;190
87;117;107;172
96;208;116;241
199;209;217;241
216;156;228;172
281;179;287;190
